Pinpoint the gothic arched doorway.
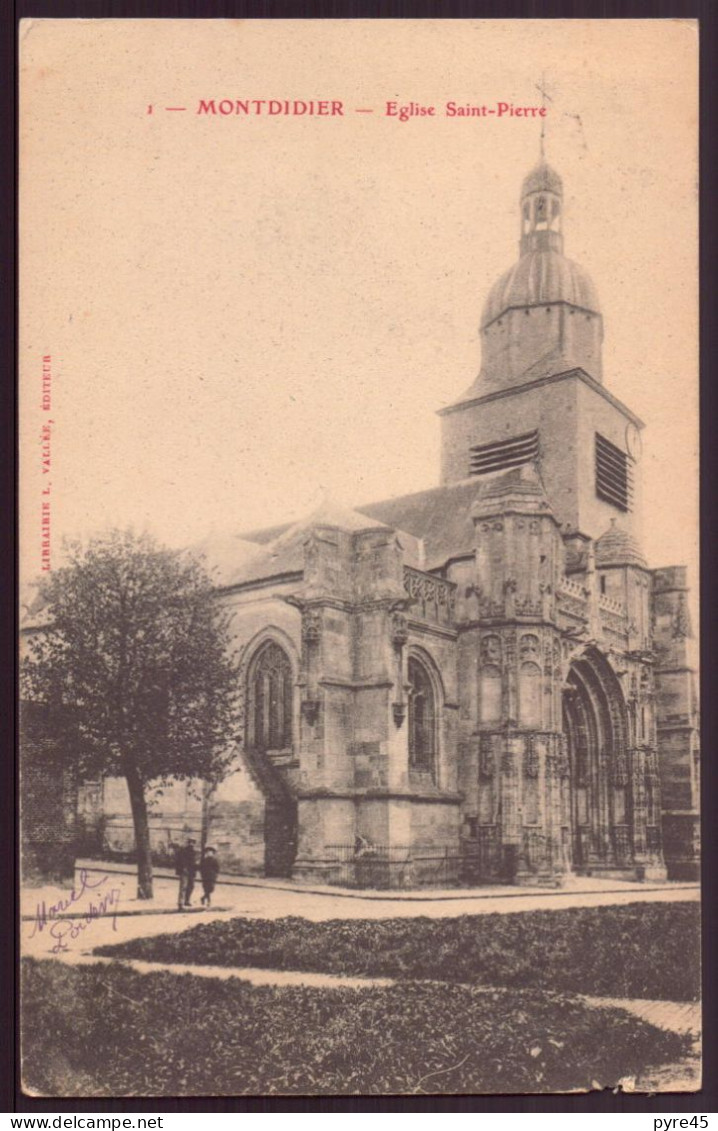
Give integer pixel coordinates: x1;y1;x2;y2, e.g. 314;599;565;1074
246;639;298;878
562;649;631;871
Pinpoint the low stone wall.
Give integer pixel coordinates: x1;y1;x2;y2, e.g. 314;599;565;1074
206;798;266;876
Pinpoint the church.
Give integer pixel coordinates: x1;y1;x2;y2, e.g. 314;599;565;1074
77;159;700;889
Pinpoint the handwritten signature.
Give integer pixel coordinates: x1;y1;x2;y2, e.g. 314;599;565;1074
28;869;122;953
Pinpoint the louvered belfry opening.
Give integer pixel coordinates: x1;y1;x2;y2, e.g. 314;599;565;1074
469;429;539;477
595;432;632;512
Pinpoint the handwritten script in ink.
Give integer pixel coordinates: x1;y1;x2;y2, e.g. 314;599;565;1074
29;869;122;953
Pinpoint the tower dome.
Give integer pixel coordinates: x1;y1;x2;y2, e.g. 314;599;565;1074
521;160;563;198
481;159;600;329
481;253;600;329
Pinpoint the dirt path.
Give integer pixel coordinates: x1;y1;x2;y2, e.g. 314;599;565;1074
48;949;395;989
33;945;702;1051
580;995;700;1035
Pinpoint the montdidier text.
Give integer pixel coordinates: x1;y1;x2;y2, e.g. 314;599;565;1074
196;99;344;116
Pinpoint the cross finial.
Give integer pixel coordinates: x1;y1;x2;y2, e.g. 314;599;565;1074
535;72;551;160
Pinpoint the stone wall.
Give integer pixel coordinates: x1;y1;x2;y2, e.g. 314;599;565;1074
478;303;603;394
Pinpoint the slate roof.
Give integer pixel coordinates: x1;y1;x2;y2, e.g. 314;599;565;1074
236;479;489;575
206;498;423;589
195;531;302;590
359;479;484;569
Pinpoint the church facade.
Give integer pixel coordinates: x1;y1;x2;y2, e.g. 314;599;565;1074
80;161;700;888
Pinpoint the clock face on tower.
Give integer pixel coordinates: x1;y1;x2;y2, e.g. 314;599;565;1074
625;422;642;461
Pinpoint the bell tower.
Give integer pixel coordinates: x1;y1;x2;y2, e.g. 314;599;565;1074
439;159;643;546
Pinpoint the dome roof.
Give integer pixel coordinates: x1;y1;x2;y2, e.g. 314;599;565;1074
481;248;600;328
595;520;647;568
521;160;563;198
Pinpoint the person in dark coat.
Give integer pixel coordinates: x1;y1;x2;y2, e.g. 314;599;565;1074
200;845;220;907
175;837;197;909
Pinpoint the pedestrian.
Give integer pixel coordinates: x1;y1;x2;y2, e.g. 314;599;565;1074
200;845;220;907
174;837;197;909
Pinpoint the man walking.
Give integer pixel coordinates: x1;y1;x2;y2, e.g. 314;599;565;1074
174;837;198;909
199;845;220;907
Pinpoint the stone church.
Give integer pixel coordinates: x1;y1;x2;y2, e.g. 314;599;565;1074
77;160;700;888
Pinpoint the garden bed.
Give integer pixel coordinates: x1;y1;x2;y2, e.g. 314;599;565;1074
22;958;689;1096
96;902;700;1001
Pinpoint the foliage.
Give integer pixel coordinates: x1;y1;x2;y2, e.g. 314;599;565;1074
96;901;701;1001
21;959;688;1097
22;530;241;896
22;530;239;784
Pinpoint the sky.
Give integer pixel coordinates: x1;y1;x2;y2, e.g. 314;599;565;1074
20;19;698;615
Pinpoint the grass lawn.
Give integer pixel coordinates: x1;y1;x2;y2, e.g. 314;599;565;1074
22;958;689;1097
96;902;700;1001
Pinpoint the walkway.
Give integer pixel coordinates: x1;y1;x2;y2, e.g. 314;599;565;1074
20;861;699;961
580;996;700;1036
35;949;396;990
21;859;700;932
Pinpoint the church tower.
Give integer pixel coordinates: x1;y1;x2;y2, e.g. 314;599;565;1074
443;158;678;885
439;160;643;548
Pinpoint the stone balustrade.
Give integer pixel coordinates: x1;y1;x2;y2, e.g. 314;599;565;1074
403;566;456;627
598;592;626;616
559;577;588;601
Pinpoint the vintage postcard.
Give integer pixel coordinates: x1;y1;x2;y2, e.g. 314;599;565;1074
19;19;700;1098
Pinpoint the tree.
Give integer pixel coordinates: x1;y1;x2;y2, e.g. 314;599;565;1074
22;530;240;899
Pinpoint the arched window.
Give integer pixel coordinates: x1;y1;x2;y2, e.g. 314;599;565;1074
408;656;437;774
249;641;293;753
